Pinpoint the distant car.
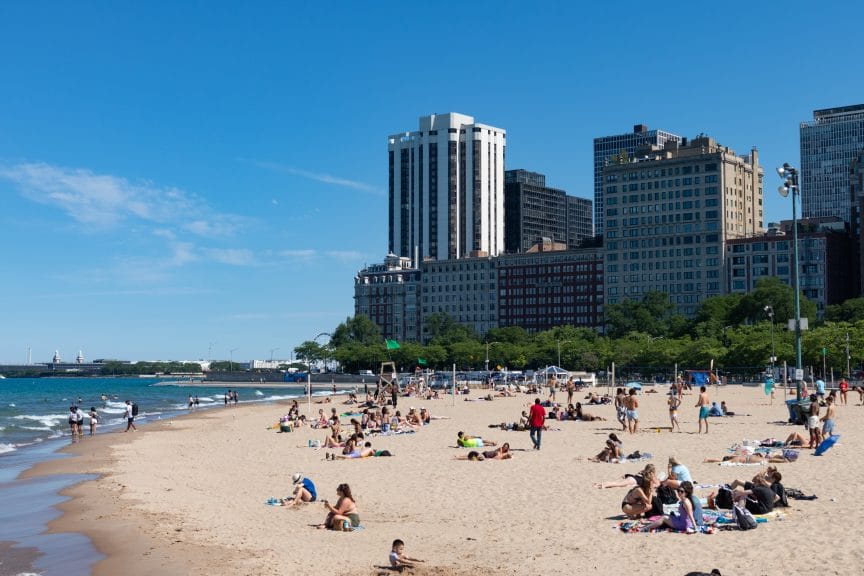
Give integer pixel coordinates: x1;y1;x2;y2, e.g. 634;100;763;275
358;370;374;376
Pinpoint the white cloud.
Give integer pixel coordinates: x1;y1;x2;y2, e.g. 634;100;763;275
280;249;317;259
245;159;384;195
0;161;245;237
325;250;364;262
204;248;256;266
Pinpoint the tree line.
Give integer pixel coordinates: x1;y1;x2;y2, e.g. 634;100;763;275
293;278;864;379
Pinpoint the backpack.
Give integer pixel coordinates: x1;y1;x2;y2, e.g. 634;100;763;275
733;504;758;530
715;486;734;509
131;402;139;417
657;485;679;505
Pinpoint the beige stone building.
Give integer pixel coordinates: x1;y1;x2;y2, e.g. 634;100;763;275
602;135;763;315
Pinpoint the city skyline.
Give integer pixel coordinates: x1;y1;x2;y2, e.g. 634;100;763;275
0;1;862;362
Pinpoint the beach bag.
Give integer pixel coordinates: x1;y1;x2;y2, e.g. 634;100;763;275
715;486;734;510
657;485;678;505
782;449;799;461
733;505;758;530
131;403;139;417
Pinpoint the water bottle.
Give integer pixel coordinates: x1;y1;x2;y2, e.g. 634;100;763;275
343;519;350;531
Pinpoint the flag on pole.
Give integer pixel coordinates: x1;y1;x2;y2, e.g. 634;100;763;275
418;357;427;366
386;339;400;350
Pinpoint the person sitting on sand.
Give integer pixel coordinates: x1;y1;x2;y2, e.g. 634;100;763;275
406;407;422;427
575;402;606;421
720;401;734;416
548;405;561;420
646;481;700;532
621;471;656;519
497;387;515;397
419;407;431;425
726;466;780;491
330;441;376;460
590;433;624;462
312;409;329;429
482;443;512;460
732;474;778;515
595;463;656;489
390;539;424;570
282;473;317;507
454;450;485;461
457;431;496;447
518;411;529;430
708;402;724;417
321;483;359;530
661;457;692;489
322;427;343;448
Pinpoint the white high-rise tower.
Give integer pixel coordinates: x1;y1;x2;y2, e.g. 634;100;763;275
388;113;506;262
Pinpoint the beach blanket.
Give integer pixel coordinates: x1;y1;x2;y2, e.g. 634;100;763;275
718;461;766;467
616;516;715;534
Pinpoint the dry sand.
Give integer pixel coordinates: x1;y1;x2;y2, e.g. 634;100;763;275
28;385;864;576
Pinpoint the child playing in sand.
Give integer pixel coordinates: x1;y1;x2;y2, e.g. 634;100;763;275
390;539;424;570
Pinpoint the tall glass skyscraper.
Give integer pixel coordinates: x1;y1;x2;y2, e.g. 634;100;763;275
594;124;681;237
800;104;864;224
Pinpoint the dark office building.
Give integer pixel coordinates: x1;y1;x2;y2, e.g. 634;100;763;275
567;195;593;247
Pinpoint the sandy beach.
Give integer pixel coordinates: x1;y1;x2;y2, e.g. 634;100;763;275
27;384;863;576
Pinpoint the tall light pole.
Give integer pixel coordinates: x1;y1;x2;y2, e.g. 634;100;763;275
229;347;239;372
778;163;803;400
269;347;280;363
764;305;776;373
208;341;216;363
485;341;500;373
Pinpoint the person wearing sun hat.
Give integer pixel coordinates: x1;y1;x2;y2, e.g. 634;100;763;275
282;472;317;507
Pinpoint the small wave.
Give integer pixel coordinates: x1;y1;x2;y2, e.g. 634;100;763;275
8;403;15;407
197;396;214;402
12;414;68;428
20;426;53;431
0;443;16;454
104;400;127;409
100;407;126;414
254;390;264;396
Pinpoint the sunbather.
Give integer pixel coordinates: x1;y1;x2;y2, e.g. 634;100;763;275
703;448;794;464
621;471;656;519
482;443;512;460
457;431;496;447
589;433;624;462
454;450;485;461
576;402;606;421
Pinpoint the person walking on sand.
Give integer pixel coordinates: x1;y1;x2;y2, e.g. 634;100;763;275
668;392;681;432
75;405;85;437
624;388;639;434
839;377;849;405
696;386;710;434
615;388;627;432
88;407;98;436
567;378;575;405
821;395;837;438
68;406;79;437
124;400;137;432
529;398;546;450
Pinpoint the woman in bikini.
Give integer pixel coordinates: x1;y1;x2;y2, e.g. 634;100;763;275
621;471;656;519
322;484;360;530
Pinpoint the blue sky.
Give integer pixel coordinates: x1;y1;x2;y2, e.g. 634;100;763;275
1;1;861;364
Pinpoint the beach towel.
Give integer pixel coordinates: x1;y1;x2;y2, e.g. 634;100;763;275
718;461;766;467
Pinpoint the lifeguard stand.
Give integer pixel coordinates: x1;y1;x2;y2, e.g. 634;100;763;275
376;361;397;404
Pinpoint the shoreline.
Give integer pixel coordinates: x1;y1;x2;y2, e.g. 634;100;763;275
17;391;350;575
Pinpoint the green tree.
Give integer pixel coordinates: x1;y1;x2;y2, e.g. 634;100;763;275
425;312;477;345
330;315;382;348
825;298;864;322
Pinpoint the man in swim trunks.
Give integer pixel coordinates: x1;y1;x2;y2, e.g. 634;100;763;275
696;386;710;434
807;396;822;449
615;388;627;432
624;389;639;434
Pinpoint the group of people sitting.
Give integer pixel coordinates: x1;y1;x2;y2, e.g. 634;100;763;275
547;402;607;422
598;457;787;532
281;473;361;531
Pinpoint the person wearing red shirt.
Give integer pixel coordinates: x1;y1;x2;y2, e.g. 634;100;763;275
839;378;849;405
528;398;546;450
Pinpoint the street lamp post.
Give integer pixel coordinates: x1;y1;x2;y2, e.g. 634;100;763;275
485;341;500;374
269;347;280;363
764;305;776;373
229;347;239;372
778;163;803;401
